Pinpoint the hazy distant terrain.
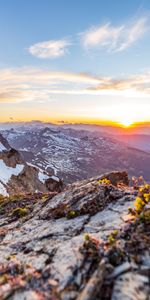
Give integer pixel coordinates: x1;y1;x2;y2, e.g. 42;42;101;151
113;134;150;153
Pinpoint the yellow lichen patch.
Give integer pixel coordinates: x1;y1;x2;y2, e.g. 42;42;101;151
98;178;111;185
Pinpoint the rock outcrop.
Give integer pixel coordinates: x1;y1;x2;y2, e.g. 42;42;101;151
0;171;149;300
0;133;63;196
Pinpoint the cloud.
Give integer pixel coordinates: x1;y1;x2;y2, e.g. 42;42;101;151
81;17;148;52
0;68;100;103
87;73;150;97
0;91;21;103
28;39;71;58
28;15;149;59
0;67;150;103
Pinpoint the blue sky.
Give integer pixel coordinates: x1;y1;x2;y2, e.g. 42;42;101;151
0;0;150;125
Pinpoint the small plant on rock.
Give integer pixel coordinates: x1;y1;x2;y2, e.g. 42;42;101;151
129;183;150;223
83;233;101;251
67;210;77;219
11;207;28;218
108;229;119;245
134;184;150;214
98;178;111;185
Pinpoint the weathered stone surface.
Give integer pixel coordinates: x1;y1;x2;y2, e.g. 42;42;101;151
112;272;150;300
11;290;42;300
107;262;138;279
0;171;149;300
76;259;106;300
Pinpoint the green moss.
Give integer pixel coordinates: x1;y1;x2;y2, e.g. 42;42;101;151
108;235;115;244
11;207;28;218
108;230;119;244
67;210;77;219
112;229;119;236
84;233;90;241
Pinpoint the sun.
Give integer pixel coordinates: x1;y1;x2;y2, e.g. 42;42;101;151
120;119;133;127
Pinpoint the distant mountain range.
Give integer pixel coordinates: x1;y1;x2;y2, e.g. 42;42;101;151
1;122;150;183
1;120;150;135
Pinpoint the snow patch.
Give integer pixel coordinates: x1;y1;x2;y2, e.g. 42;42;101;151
38;171;49;183
0;182;8;196
27;162;37;168
50;175;60;182
27;162;50;184
0;142;6;152
0;159;24;184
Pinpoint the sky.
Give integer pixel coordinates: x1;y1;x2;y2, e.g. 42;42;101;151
0;0;150;126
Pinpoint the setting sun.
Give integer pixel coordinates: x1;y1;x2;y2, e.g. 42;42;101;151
120;119;133;127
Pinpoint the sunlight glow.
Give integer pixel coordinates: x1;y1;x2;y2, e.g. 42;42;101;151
119;119;134;127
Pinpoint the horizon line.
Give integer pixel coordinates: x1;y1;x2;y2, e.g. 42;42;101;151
0;119;150;128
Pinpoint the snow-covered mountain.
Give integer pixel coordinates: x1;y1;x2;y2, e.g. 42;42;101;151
2;125;150;183
0;133;62;196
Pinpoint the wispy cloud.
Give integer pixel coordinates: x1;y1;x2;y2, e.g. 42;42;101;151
81;17;148;52
87;72;150;97
28;15;149;59
0;68;100;102
0;67;150;103
28;39;71;58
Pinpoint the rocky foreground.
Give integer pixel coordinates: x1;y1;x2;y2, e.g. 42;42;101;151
0;171;150;300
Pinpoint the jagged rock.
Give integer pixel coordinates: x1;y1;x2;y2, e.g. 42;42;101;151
45;176;63;193
39;171;129;220
68;171;129;188
99;171;129;186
